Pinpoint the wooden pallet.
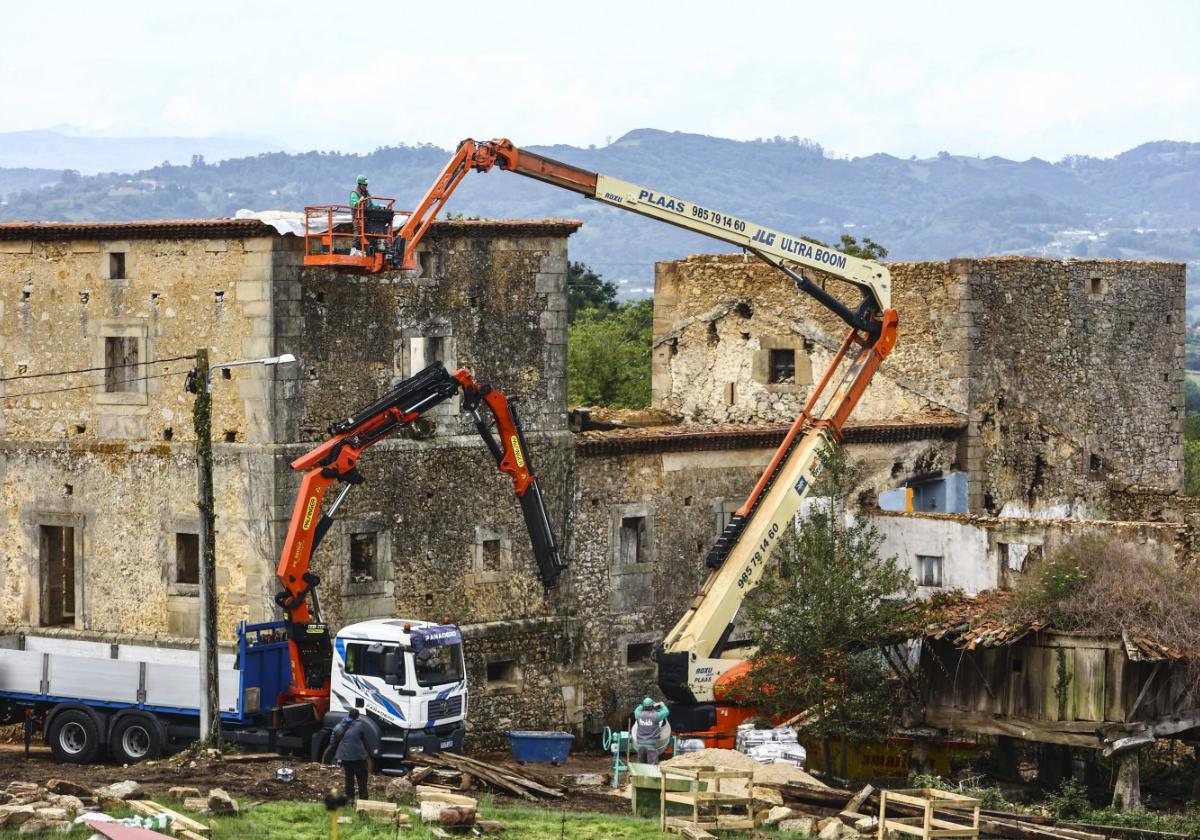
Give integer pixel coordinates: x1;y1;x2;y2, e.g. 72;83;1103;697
127;800;212;839
877;788;980;840
659;766;755;835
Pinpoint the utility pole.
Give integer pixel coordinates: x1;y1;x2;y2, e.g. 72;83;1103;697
191;348;221;745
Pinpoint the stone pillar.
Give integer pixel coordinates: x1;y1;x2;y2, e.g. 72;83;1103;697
1112;750;1142;811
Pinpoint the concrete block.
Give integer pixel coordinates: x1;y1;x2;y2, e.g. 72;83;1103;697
535;272;564;294
243;237;277;253
70;241;100;254
204;239;229;253
0;241;32;254
236;281;269;302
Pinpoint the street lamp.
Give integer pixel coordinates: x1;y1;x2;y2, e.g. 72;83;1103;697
189;349;298;745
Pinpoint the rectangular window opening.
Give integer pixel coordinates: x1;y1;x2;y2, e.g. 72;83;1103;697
104;336;139;392
768;348;796;384
481;538;501;571
350;532;378;582
486;658;518;686
175;533;199;586
619;516;646;565
427;336;445;365
40;525;75;626
626;642;654;666
1089;277;1102;295
917;554;943;588
109;252;126;280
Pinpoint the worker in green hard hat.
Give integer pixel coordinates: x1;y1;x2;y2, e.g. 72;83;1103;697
349;175;373;209
633;696;669;765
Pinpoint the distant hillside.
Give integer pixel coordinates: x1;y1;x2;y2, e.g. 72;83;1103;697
0;130;285;175
1;129;1198;308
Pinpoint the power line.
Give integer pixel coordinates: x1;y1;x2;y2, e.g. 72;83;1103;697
0;354;197;384
0;368;191;401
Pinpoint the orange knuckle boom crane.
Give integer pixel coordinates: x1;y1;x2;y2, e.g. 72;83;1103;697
304;138;897;747
275;361;564;754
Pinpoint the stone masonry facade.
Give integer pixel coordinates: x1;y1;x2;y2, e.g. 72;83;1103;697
652;254;1186;517
0;223;1186;748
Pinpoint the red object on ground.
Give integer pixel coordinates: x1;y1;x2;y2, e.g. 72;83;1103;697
85;821;175;840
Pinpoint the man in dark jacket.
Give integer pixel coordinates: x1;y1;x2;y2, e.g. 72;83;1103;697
330;704;372;802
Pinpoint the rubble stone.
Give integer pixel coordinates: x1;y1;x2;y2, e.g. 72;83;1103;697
383;777;414;805
818;817;844;839
207;788;238;815
94;781;143;801
764;805;794;825
354;799;398;823
778;816;816;835
169;786;202;800
45;780;89;799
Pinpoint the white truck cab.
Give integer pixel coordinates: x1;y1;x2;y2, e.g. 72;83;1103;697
326;618;467;769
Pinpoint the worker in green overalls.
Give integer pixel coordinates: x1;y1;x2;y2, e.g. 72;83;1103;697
349;175;373;208
633;696;669;764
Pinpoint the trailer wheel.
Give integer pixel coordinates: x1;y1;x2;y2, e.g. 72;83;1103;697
110;713;164;764
48;709;101;764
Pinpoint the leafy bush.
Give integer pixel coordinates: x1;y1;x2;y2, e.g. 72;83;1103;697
911;774;1013;812
1045;778;1090;821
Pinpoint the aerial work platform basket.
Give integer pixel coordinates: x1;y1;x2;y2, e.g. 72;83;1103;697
303;200;405;273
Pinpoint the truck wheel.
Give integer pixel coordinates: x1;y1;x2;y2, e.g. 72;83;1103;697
48;709;101;764
110;714;164;764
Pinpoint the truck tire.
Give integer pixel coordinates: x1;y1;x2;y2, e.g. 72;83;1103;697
110;713;164;764
48;709;101;764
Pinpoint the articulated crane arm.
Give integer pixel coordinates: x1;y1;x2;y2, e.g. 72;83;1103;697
309;138;898;729
275;363;565;711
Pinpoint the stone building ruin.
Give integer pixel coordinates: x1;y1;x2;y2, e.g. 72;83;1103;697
0;218;1188;746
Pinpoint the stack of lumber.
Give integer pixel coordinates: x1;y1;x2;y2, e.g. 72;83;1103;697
126;800;210;840
411;751;566;801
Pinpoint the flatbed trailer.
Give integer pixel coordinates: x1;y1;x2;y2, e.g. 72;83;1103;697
0;620;318;763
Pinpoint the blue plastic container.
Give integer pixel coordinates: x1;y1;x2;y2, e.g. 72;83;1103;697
507;730;575;765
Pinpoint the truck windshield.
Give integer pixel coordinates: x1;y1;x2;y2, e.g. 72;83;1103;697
415;643;464;687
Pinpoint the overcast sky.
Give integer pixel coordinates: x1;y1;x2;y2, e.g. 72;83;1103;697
2;0;1197;161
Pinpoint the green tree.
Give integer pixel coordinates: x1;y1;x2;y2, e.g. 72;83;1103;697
731;441;914;773
567;299;652;407
837;234;888;260
1187;377;1200;412
567;261;618;324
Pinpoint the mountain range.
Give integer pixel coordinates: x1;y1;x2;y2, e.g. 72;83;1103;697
1;129;1198;311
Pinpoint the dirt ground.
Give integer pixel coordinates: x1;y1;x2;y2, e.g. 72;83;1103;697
0;741;628;813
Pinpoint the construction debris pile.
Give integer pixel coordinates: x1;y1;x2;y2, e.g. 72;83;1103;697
0;778;224;837
408;751;566;801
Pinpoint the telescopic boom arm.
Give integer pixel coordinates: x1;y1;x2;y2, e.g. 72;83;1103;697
312;137;898;722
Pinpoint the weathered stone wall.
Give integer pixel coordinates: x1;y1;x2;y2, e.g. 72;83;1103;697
0;442;275;636
874;509;1190;597
0;234;285;445
653;254;1186;516
652;256;966;424
567;432;959;730
958;258;1186;514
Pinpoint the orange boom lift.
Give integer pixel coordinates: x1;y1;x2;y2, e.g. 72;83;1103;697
304;139;897;744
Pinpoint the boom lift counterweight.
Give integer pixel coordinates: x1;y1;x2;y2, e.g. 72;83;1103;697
304;138;899;744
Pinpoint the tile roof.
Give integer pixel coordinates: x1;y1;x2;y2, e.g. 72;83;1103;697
0;217;583;242
574;414;967;456
914;590;1187;661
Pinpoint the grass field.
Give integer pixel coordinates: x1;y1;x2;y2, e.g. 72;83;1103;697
0;798;765;840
